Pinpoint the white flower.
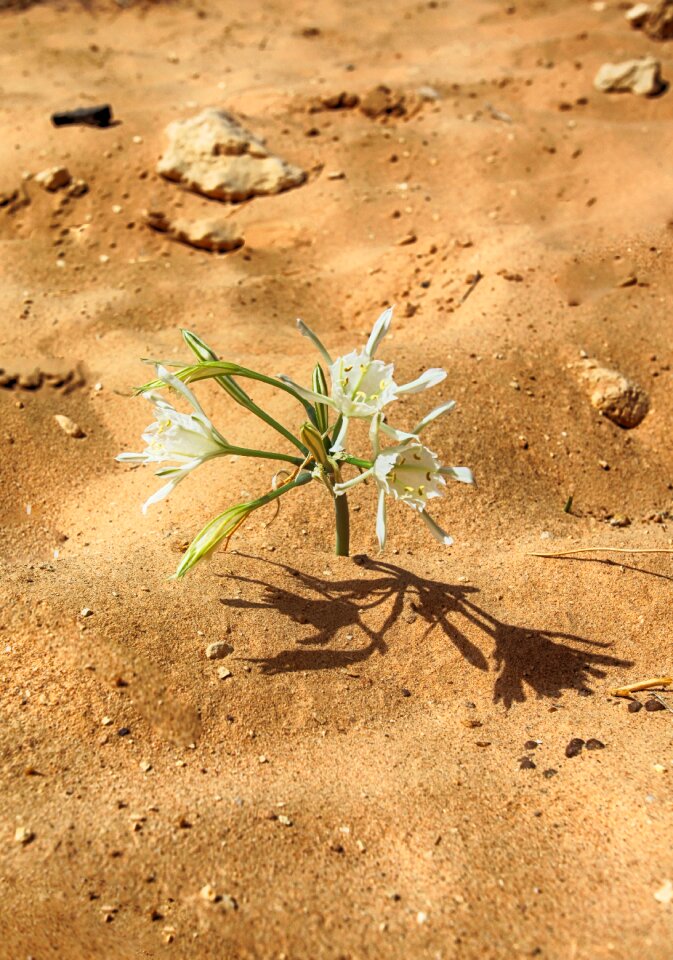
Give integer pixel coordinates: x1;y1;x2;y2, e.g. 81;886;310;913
334;434;474;549
117;365;229;513
283;307;446;449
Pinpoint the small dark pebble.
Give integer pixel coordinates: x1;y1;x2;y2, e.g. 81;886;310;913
565;738;585;758
645;699;666;712
585;738;605;751
401;688;412;697
465;701;476;709
117;727;131;737
524;740;539;750
519;757;536;770
628;700;643;713
543;768;558;779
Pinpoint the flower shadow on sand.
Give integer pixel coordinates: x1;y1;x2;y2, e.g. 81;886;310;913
218;555;632;707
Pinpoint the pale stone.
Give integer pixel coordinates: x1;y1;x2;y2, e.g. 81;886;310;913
157;109;306;201
54;414;85;438
144;209;243;253
35;166;71;191
574;358;650;428
625;2;651;27
594;56;663;96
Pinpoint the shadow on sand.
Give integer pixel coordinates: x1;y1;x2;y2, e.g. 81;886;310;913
218;555;632;707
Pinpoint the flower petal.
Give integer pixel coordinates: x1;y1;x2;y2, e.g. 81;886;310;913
420;510;454;545
155;364;209;421
141;461;199;514
277;374;338;408
333;466;374;495
413;400;456;434
296;319;333;366
376;487;387;549
395;368;447;396
380;421;416;443
330;416;350;452
440;466;475;484
365;306;393;358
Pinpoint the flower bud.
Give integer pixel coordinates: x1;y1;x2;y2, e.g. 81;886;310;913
300;421;330;469
312;364;330;433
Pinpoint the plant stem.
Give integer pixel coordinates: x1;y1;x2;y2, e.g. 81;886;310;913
334;492;350;556
226;445;303;465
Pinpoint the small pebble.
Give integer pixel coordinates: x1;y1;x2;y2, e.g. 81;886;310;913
200;884;217;902
524;740;539;750
55;415;85;439
14;825;34;845
80;607;93;618
205;641;233;660
565;738;585;758
519;757;536;770
628;700;643;713
277;814;293;826
217;667;232;680
645;699;666;712
543;768;558;779
139;760;152;772
117;727;131;737
585;738;605;751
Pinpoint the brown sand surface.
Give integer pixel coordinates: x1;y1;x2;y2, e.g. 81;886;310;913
2;0;673;956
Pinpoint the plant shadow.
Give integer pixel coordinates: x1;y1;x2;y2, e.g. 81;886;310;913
219;555;633;707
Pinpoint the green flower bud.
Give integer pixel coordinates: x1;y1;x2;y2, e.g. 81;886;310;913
312;363;330;434
300;421;330;469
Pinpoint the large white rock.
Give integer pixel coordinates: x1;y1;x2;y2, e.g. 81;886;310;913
594;56;664;96
157;109;306;202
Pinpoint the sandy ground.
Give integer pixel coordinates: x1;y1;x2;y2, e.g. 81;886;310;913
3;0;673;956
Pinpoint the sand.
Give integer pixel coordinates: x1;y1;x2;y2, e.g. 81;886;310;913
2;0;673;956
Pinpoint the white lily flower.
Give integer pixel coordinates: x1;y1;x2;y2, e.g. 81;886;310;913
117;365;229;513
333;433;473;549
287;307;447;450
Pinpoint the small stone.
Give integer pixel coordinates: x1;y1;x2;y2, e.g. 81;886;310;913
654;879;673;904
66;178;88;198
625;2;651;27
35;166;71;191
574;357;649;428
462;719;482;728
627;700;643;712
205;640;233;660
594;56;664;96
101;716;113;726
585;738;605;750
417;911;428;925
139;760;152;772
645;0;673;39
14;825;34;845
524;740;539;750
654;763;667;773
519;757;536;770
397;232;417;246
117;727;131;737
598;460;610;471
54;414;85;438
258;755;268;764
543;768;558;779
277;814;293;826
217;667;232;680
565;738;585;758
200;884;218;902
645;698;666;711
157;109;306;202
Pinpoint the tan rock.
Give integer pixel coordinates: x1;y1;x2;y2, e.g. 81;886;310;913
144;209;244;253
54;414;86;438
625;2;652;28
645;0;673;38
574;358;650;428
35;166;72;191
594;56;664;96
156;109;306;201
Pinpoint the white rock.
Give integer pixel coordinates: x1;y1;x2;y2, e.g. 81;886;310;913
35;166;71;191
54;414;85;438
157;109;307;201
655;879;673;904
14;825;34;845
594;56;663;96
144;209;243;253
625;2;652;27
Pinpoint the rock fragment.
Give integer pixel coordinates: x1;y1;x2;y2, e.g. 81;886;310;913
14;825;34;845
626;2;651;27
644;0;673;38
594;56;664;96
157;109;306;202
54;414;86;438
565;738;585;758
205;641;233;660
35;166;72;191
144;209;243;253
574;358;649;428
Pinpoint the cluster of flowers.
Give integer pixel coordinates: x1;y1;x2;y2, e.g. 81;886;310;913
117;308;474;577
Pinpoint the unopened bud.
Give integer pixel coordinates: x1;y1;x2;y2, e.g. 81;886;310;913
312;364;330;434
300;421;330;468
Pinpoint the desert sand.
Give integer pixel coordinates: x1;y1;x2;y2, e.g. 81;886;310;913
2;0;673;956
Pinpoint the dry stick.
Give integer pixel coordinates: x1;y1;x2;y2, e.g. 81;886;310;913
529;547;673;558
458;270;483;306
613;678;673;698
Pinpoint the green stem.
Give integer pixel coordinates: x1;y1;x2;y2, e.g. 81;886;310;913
252;470;313;508
341;455;373;470
226;446;303;465
334;492;350;556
